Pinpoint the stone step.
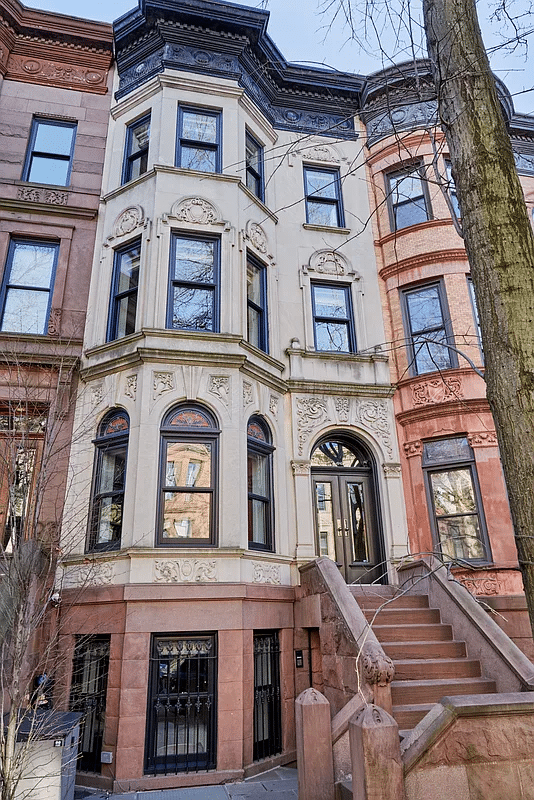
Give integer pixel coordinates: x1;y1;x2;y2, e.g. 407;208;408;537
363;607;441;625
372;623;453;642
352;591;430;610
391;677;496;705
392;703;435;729
393;657;481;680
381;640;467;660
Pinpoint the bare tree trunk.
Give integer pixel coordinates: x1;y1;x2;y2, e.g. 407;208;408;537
423;0;534;635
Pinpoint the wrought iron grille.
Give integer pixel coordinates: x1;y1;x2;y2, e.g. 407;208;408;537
69;635;110;773
145;634;217;774
253;631;281;761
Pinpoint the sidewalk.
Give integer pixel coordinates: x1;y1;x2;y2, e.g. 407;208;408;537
75;766;298;800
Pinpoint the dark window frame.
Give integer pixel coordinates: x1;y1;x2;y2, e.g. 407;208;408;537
176;105;222;174
422;437;491;564
386;163;432;232
246;253;268;353
245;131;264;201
22;117;77;186
467;275;484;359
167;232;220;333
122;112;151;185
401;280;457;376
157;404;220;548
247;416;275;552
86;409;130;553
0;238;59;336
444;158;461;219
107;238;141;342
311;280;356;353
303;166;344;228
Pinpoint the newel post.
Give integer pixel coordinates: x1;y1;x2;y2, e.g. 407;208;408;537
295;688;335;800
359;640;395;714
349;704;406;800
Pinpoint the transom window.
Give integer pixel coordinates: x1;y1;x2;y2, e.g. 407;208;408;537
107;240;140;341
158;405;219;546
0;240;58;335
402;282;455;375
122;114;150;184
87;409;129;552
311;282;355;353
23;118;77;186
386;165;430;231
167;234;219;332
423;437;490;562
245;132;264;200
247;417;274;551
176;107;221;173
247;254;268;352
304;167;344;227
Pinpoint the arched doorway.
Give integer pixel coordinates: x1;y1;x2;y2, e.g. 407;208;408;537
311;436;385;584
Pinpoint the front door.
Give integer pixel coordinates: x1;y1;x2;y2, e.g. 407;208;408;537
311;439;384;583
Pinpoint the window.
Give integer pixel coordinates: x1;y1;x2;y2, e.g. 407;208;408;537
87;409;129;552
387;165;430;231
304;167;344;227
253;631;281;761
402;282;455;375
423;437;490;562
122;114;150;184
245;132;264;200
444;159;460;218
176;107;221;173
247;254;268;352
247;417;274;551
158;405;219;546
311;282;355;353
167;234;219;332
23;118;76;186
0;240;58;335
467;276;483;356
107;240;141;341
145;634;217;774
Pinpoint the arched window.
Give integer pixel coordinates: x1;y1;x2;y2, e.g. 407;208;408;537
158;405;219;546
87;409;129;552
247;416;274;551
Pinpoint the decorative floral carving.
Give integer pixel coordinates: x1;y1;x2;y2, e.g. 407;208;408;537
382;463;402;477
296;398;329;455
404;440;423;458
334;397;350;422
246;221;268;254
65;562;114;587
47;308;61;337
291;460;311;476
125;375;137;400
153;372;174;398
269;396;278;417
514;152;534;176
91;384;104;407
468;431;498;447
308;249;349;276
17;187;42;203
360;641;395;687
243;381;254;407
252;562;281;584
208;376;230;406
9;56;106;89
457;575;499;596
17;187;67;205
412;377;463;406
154;559;218;583
113;206;144;237
44;190;68;205
299;143;338;163
172;197;218;224
354;400;393;458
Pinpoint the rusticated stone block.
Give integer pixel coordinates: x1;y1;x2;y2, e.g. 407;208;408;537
349;704;405;800
295;688;334;800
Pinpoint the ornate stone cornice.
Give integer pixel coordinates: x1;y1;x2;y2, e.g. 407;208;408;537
379;247;468;282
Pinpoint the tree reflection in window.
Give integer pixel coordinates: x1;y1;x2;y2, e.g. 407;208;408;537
88;409;129;552
168;235;218;332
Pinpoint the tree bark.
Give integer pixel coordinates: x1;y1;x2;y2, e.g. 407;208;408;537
423;0;534;635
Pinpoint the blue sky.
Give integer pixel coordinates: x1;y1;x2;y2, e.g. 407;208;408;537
28;0;534;114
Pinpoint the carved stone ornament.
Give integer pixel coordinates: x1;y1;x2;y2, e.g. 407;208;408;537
468;431;498;447
307;249;350;276
245;221;268;254
291;460;311;476
154;559;218;583
47;308;61;337
243;381;254;407
403;440;423;458
366;100;438;143
354;400;393;458
457;574;499;596
171;197;219;225
382;463;402;478
514;151;534;176
269;395;279;417
124;375;137;400
91;384;104;407
412;377;463;406
153;372;174;398
8;55;106;91
208;375;230;406
299;142;339;163
296;398;329;455
334;397;350;422
18;186;68;205
360;640;395;687
113;205;144;238
252;562;281;584
64;562;114;587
